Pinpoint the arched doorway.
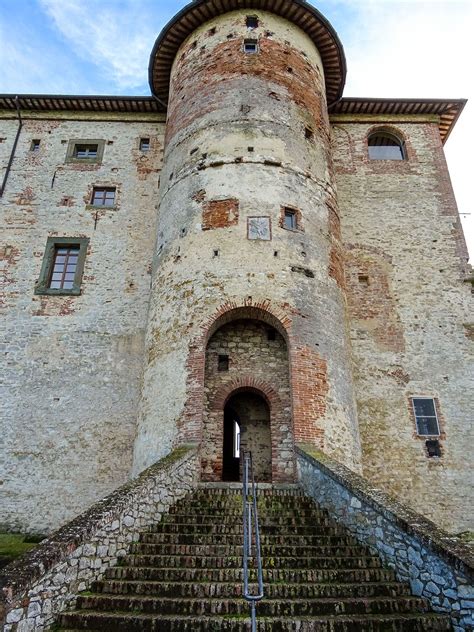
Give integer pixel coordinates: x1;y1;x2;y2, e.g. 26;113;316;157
201;317;295;483
223;391;271;482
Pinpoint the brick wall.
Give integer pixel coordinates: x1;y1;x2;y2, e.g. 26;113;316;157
0;111;165;532
333;119;473;533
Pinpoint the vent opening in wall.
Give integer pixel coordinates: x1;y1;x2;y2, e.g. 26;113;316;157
358;274;369;286
425;439;442;458
218;354;229;372
246;15;259;29
244;39;258;54
305;127;314;140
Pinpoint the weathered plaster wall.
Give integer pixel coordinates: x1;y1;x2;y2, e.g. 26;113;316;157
0;112;164;532
203;320;292;482
133;10;362;476
333;118;473;533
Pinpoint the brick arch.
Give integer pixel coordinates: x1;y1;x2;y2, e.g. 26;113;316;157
209;377;283;416
179;299;292;445
204;301;292;345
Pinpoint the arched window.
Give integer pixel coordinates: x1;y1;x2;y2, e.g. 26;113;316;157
368;131;406;160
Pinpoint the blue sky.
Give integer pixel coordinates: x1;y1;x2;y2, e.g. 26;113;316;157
0;0;472;258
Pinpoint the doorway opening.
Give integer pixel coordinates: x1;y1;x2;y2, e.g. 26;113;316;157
222;391;271;482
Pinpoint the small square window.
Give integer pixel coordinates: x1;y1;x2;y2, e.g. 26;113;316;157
218;354;229;371
425;439;442;458
412;398;440;436
140;138;150;151
75;144;98;159
244;39;258;54
246;15;259;29
91;187;116;207
30;140;41;152
35;237;89;296
66;139;105;164
358;274;369;286
283;209;297;230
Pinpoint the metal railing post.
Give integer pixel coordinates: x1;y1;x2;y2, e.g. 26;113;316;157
242;451;264;631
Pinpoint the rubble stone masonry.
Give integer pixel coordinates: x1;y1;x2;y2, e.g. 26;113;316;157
1;111;164;531
333;118;473;532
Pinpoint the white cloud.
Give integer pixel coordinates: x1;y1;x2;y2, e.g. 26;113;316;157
38;0;173;91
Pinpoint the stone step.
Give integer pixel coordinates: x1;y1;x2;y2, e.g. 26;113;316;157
106;565;398;584
75;594;429;616
59;611;452;631
139;532;358;546
94;579;410;599
160;514;333;525
130;543;371;557
149;522;348;535
124;554;383;569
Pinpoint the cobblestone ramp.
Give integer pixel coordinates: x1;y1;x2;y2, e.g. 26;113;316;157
59;487;452;631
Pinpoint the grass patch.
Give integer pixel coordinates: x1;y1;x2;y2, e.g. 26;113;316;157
0;533;43;568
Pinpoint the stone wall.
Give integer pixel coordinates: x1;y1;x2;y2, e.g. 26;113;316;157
202;319;292;482
133;9;362;477
297;446;474;632
333;118;473;533
0;110;165;532
0;446;198;632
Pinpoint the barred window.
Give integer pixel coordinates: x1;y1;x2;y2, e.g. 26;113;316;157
412;398;440;436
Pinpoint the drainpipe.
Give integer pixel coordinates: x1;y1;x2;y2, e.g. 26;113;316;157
0;96;23;198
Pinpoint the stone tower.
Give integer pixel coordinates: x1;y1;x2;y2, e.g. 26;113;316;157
133;2;362;481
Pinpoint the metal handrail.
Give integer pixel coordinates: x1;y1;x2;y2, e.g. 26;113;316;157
242;451;264;631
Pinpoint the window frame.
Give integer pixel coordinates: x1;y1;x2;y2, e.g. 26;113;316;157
35;237;89;296
367;131;406;161
411;397;441;437
65;139;105;164
90;186;116;207
30;139;41;152
243;39;259;54
283;208;297;231
139;138;150;152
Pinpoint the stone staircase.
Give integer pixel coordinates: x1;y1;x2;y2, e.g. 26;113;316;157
58;486;452;631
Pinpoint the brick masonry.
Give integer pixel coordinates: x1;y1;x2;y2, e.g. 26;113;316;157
0;3;472;538
0;113;164;532
333;119;473;532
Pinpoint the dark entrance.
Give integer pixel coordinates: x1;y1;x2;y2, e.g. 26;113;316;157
223;391;271;482
222;407;241;482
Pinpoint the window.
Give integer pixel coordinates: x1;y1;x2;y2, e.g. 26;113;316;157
218;354;229;371
65;139;105;164
35;237;89;296
140;138;150;151
75;144;98;159
425;439;442;458
91;187;116;207
283;208;297;230
30;140;41;152
244;39;258;54
246;15;259;29
368;131;405;160
412;398;440;436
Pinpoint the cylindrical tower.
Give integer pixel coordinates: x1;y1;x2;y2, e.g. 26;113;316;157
133;0;361;479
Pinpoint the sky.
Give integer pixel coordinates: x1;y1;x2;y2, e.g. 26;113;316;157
0;0;472;262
